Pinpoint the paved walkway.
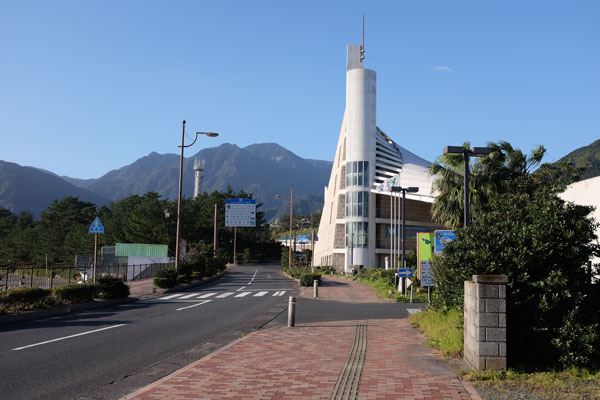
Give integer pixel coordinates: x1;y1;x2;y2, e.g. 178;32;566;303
299;276;394;303
122;274;480;400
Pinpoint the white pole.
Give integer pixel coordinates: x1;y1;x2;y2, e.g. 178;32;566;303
390;192;394;269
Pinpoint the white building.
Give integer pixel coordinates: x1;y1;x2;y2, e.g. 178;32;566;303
560;175;600;273
314;45;444;272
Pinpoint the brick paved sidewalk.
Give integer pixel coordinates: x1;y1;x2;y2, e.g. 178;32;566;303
299;275;394;303
123;319;476;400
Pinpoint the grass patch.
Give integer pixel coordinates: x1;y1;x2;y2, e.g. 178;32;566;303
466;368;600;399
408;307;463;358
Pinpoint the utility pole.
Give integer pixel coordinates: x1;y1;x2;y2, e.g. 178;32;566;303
213;203;218;256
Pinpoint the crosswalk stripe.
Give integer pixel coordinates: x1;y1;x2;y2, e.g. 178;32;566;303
273;291;286;296
234;292;251;297
179;293;201;299
253;291;268;297
196;293;217;298
215;292;234;298
161;294;184;300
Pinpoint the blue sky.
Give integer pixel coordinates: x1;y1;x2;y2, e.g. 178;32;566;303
1;1;598;179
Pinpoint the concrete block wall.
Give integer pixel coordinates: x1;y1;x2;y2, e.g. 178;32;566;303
464;275;508;371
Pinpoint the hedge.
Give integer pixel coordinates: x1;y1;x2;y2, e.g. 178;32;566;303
96;275;130;299
53;283;97;304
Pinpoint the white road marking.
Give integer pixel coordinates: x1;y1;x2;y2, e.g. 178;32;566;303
407;309;423;315
215;292;234;298
234;292;251;297
273;291;286;296
179;293;202;299
236;286;247;291
160;293;185;300
196;293;217;298
176;300;211;311
12;324;126;351
254;291;268;297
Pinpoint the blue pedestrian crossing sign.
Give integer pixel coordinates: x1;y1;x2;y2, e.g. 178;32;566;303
89;217;105;234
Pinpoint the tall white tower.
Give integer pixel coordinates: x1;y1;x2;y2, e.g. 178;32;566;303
193;158;205;199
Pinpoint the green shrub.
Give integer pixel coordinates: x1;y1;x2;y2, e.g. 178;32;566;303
96;275;130;299
53;284;96;304
191;271;203;281
0;287;53;312
315;266;336;275
432;191;600;368
177;274;190;285
153;268;177;288
299;273;321;287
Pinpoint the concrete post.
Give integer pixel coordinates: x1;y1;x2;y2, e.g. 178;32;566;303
288;296;296;327
464;275;508;371
314;280;318;298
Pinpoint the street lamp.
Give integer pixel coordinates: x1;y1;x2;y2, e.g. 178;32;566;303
175;120;218;272
275;189;294;268
442;146;491;227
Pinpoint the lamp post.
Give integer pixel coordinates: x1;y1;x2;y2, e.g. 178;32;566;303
442;146;491;227
175;120;218;273
391;186;419;294
275;189;293;268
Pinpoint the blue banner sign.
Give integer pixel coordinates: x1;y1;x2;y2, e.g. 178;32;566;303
434;230;456;255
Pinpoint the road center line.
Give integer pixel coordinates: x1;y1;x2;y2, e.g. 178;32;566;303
12;324;126;351
176;300;211;311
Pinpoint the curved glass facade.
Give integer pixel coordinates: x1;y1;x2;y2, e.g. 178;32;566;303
346;161;369;187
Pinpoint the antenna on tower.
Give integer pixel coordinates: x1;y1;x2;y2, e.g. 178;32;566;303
361;13;365;61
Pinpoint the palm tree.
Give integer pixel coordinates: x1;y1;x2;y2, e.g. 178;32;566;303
429;141;547;229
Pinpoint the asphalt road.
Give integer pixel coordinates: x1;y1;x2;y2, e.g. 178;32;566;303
0;264;294;400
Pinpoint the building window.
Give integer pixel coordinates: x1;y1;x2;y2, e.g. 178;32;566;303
346;161;369;187
345;191;369;217
346;221;368;248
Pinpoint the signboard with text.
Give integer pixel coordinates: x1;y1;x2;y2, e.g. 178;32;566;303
417;232;435;287
225;198;256;227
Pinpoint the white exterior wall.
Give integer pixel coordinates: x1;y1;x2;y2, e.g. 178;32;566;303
560;176;600;269
345;58;376;270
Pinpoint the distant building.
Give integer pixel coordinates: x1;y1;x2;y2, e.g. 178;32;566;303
314;44;444;272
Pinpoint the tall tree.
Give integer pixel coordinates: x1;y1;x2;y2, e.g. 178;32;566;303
36;197;97;265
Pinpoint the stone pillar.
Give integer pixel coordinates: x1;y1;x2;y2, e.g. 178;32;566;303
464;275;507;371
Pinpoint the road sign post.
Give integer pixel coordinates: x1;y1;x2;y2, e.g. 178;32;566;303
225;199;256;265
89;217;105;282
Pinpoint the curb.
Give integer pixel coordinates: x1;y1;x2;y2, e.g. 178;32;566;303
0;270;230;326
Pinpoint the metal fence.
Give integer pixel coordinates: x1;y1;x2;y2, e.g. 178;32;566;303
0;263;173;292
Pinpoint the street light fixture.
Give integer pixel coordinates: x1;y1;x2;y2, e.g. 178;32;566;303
391;186;418;294
442;146;491;227
275;189;294;268
175;120;219;273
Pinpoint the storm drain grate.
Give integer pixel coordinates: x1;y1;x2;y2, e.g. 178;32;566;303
330;322;368;400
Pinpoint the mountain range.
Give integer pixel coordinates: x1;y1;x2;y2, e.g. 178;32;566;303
0;143;332;221
3;139;599;221
555;139;600;181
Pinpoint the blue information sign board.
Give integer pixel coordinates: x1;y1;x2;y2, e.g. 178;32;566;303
225;198;257;227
